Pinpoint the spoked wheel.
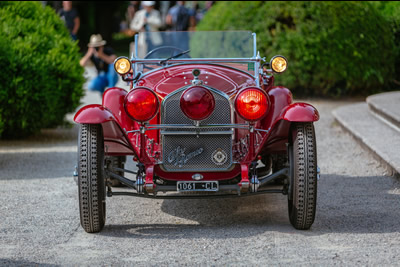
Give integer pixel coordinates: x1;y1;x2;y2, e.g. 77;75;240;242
288;122;317;230
78;124;106;233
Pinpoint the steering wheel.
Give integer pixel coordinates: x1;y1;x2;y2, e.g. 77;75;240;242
143;46;190;71
144;46;190;59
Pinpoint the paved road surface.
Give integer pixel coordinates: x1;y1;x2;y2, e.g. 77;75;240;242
0;76;399;266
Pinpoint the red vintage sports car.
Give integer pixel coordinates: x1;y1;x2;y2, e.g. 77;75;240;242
74;31;320;233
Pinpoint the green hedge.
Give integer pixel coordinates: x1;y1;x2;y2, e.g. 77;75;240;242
0;1;84;138
372;1;400;85
197;1;396;97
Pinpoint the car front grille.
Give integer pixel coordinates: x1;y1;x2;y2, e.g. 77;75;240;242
161;86;233;172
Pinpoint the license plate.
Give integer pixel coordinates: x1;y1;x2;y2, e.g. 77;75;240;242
177;181;219;192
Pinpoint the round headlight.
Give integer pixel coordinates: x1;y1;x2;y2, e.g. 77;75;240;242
124;87;159;122
114;57;131;75
270;56;288;73
235;88;269;122
180;86;215;121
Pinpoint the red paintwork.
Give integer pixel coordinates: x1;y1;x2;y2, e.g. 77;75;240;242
74;104;137;157
74;104;114;124
154;164;241;181
74;64;319;186
136;64;257;97
239;164;249;189
282;103;320;122
145;165;155;192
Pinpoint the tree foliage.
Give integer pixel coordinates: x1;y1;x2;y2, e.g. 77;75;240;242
198;1;396;97
0;1;84;138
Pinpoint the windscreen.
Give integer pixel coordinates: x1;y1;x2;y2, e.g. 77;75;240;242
135;31;254;59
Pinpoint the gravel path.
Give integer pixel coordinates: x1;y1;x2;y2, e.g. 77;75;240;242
0;96;399;266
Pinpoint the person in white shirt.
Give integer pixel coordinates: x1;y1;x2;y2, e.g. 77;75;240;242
130;1;162;57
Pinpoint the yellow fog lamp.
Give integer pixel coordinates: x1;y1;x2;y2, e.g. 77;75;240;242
270;56;288;73
114;57;131;75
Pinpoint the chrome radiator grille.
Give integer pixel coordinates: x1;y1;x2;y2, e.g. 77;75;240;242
162;134;232;171
162;87;231;132
161;86;233;172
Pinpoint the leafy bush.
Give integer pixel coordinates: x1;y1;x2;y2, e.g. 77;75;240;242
197;1;396;97
373;1;400;86
0;1;84;138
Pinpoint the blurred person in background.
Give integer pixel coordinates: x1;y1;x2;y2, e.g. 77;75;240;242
159;1;172;31
79;34;118;94
195;1;215;23
166;1;196;31
58;1;80;40
130;1;162;56
120;1;141;36
165;1;196;51
126;1;141;25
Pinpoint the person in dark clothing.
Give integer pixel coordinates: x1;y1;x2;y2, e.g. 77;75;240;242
80;34;118;94
58;1;80;40
166;1;196;31
165;1;196;51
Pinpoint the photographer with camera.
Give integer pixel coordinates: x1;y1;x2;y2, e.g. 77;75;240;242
80;34;118;94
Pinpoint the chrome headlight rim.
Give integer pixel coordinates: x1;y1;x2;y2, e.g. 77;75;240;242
114;56;132;75
269;55;288;74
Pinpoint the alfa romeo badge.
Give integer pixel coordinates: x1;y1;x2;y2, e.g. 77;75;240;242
212;148;228;165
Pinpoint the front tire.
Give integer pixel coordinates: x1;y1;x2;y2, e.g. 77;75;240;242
78;124;106;233
288;123;317;230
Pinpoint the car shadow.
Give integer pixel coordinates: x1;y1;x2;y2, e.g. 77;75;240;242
311;174;400;235
0;259;57;267
100;174;400;239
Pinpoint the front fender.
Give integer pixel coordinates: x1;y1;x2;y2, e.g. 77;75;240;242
74;104;114;124
281;103;319;122
74;104;138;156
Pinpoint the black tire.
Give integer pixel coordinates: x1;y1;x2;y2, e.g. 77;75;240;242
78;124;106;233
288;122;317;230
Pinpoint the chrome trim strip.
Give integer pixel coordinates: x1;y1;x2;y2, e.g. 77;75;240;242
158;162;236;173
135;62;256;83
125;125;268;134
126;130;140;133
161;131;233;135
253;32;257;58
131;58;261;64
254;128;269;133
252;33;261;85
134;34;138;59
152;124;247;130
132;34;138;77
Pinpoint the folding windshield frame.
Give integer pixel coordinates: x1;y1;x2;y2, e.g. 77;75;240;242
131;32;262;85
